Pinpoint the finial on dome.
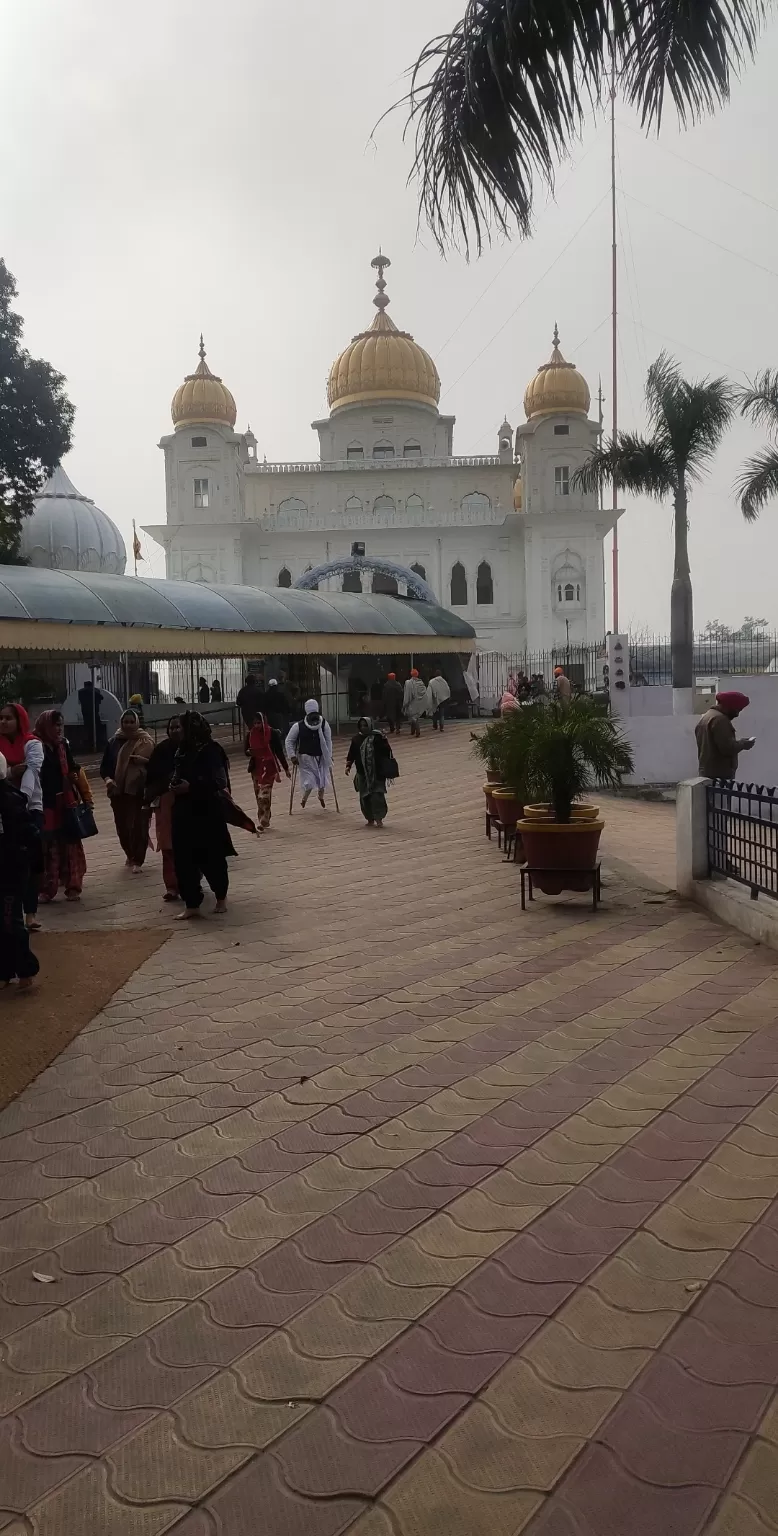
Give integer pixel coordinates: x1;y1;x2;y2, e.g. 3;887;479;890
198;333;206;365
371;251;391;313
553;322;560;348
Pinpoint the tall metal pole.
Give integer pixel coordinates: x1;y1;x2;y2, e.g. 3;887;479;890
610;45;619;634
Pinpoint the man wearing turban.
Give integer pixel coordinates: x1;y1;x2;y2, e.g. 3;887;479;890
695;691;754;780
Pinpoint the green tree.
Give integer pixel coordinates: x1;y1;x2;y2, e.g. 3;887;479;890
734;614;769;639
401;0;764;252
737;371;778;521
0;258;74;561
574;353;735;692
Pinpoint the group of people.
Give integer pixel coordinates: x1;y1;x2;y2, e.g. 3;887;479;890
500;666;572;713
379;667;451;737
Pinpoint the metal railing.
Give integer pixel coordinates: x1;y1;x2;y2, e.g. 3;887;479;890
631;633;778;684
707;780;778;900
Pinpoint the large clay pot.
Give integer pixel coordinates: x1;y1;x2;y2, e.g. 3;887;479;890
486;769;502;784
483;781;503;818
518;816;604;893
523;803;600;822
492;788;523;829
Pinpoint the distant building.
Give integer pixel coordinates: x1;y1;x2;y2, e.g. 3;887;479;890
23;465;126;575
145;255;620;651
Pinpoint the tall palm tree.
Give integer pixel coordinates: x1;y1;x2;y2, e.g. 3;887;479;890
402;0;765;252
737;370;778;521
574;353;735;693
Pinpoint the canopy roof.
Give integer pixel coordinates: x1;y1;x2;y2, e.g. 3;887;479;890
0;568;474;658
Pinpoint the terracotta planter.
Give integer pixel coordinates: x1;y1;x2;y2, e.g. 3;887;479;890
492;788;524;829
482;781;503;818
523;802;600;822
518;817;604;893
486;769;502;784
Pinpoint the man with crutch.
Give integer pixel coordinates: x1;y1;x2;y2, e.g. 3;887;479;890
286;700;335;811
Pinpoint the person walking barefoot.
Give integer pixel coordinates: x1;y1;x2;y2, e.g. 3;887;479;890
285;700;333;809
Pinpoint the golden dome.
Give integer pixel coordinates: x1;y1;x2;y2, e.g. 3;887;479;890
327;255;441;413
513;477;523;511
171;337;237;430
524;326;590;420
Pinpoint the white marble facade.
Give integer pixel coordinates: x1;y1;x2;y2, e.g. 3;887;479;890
145;263;620;653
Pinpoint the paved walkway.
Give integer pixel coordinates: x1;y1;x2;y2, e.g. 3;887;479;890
1;727;777;1535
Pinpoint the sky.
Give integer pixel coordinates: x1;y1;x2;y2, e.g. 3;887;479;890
1;0;777;634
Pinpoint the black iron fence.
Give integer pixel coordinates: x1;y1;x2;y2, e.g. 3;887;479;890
707;781;778;900
476;648;605;702
631;633;778;685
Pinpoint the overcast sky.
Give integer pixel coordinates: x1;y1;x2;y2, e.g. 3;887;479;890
1;0;776;633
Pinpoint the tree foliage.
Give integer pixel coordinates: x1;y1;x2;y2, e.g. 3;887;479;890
737;370;778;521
399;0;766;252
0;259;74;560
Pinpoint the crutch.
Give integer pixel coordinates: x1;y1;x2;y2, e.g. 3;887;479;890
329;768;341;813
288;760;297;813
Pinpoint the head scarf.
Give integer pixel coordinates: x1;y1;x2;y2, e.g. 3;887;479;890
304;699;320;718
0;703;33;767
500;691;520;713
268;679;278;688
181;711;212;750
410;668;419;678
35;709;64;748
387;673;396;680
249;712;280;783
116;709;140;739
357;716;374;735
716;690;750;716
554;667;564;677
166;715;182;738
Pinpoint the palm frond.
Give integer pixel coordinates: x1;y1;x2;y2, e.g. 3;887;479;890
739;370;778;434
735;445;778;522
573;432;676;499
645;351;735;480
398;0;764;252
620;0;764;132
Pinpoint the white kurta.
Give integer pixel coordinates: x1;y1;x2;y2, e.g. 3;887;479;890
285;719;333;792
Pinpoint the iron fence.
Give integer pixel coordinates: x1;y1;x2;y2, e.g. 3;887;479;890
631;633;778;685
476;647;606;703
706;780;778;900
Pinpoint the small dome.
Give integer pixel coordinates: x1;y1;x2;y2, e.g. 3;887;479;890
22;465;126;575
513;477;523;511
524;326;590;419
327;255;440;413
171;336;237;430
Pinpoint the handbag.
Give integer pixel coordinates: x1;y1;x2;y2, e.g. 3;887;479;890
63;802;98;842
384;755;400;780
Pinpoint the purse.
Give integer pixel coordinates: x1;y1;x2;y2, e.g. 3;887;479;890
63;802;98;841
384;755;400;780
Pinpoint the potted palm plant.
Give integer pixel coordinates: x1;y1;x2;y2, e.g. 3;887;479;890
517;698;634;892
471;720;508;821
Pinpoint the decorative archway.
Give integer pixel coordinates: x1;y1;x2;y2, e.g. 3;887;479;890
292;556;437;604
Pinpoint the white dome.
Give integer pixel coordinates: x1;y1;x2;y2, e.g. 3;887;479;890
22;465;127;575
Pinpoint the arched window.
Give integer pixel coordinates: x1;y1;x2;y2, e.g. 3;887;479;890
345;494;362;513
372;441;394;459
346;442;364;461
450;562;468;605
278;496;307;517
410;562;427;581
373;495;396;514
461;491;491;516
476;561;494;605
406;494;424;512
564;583;575;602
342;570;362;593
372;571;398;595
278;566;292;588
403;440;422;458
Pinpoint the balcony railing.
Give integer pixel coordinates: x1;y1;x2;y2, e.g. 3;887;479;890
247;454;504;474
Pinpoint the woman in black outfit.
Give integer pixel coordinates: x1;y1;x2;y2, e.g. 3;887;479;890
171;712;253;918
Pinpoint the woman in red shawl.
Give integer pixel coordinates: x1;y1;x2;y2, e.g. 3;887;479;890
0;703;44;928
35;710;87;902
246;711;289;830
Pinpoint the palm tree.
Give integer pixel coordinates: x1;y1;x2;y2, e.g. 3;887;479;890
401;0;764;252
737;371;778;521
574;353;735;694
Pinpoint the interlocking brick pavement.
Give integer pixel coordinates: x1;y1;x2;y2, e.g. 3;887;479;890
1;723;778;1534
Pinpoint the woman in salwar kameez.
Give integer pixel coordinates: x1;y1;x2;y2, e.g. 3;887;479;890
145;716;183;898
101;710;154;871
346;717;393;827
35;710;87;902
